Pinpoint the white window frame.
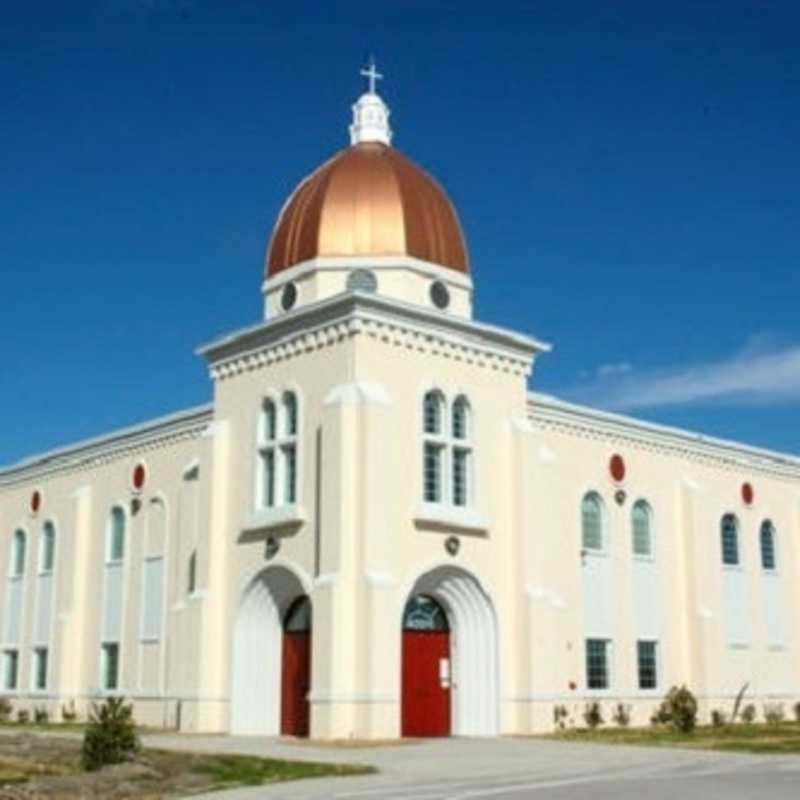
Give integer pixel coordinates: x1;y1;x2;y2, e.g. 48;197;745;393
585;637;613;692
10;529;26;578
38;521;56;576
106;507;126;565
256;390;300;511
636;639;659;691
720;513;741;570
759;520;778;573
2;649;19;692
31;646;48;692
581;492;606;555
631;500;654;560
100;641;120;692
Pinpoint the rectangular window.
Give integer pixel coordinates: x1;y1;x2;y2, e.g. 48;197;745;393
585;638;610;690
282;445;297;504
423;442;443;503
452;448;470;507
2;650;18;690
32;647;48;691
637;640;658;690
261;449;275;507
101;643;120;691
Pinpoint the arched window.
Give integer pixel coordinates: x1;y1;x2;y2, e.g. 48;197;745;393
259;399;277;508
760;520;776;571
257;392;299;510
721;514;739;566
10;530;26;577
107;507;125;563
422;391;446;503
581;493;604;552
423;390;444;436
632;501;653;557
402;594;449;631
281;392;298;504
39;521;56;574
451;396;472;507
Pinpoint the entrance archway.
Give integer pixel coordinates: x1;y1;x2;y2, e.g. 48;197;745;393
401;566;499;737
280;596;312;736
230;565;311;736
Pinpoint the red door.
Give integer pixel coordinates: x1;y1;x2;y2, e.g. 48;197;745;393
281;630;311;736
402;630;451;737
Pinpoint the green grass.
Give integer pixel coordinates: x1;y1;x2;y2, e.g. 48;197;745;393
549;721;800;754
189;753;375;788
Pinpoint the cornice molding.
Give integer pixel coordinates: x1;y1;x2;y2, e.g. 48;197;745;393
199;292;548;382
0;404;213;487
528;393;800;480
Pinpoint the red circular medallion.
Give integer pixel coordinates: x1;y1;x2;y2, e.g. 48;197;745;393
30;490;42;514
741;482;754;506
609;454;626;483
132;463;146;492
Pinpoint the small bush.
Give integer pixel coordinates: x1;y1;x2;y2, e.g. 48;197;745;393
652;685;698;734
16;709;30;724
81;697;139;771
62;700;78;723
0;698;12;723
741;704;757;724
553;704;568;730
33;706;49;724
612;703;631;728
583;701;604;729
763;704;784;725
711;709;728;728
793;701;800;723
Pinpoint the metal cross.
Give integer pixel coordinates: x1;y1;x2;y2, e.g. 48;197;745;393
360;59;383;94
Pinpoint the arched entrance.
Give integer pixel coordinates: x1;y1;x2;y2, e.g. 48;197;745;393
401;566;499;737
230;565;312;736
402;595;451;736
280;596;312;736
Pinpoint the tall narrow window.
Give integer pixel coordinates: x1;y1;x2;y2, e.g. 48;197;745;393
187;550;197;595
585;638;610;689
32;647;48;691
33;522;56;692
39;522;55;574
581;493;604;552
108;507;125;563
281;392;298;503
721;514;739;566
257;393;299;509
11;530;26;577
451;396;472;507
259;399;277;508
637;640;658;689
422;391;446;503
760;520;776;571
2;650;18;690
102;508;125;693
101;642;120;691
4;531;26;652
632;500;653;557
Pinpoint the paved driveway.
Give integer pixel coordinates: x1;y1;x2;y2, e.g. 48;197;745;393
144;733;800;799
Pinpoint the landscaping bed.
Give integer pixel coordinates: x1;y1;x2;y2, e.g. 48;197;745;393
0;732;373;798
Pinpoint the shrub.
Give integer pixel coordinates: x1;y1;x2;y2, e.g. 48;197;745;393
763;704;784;725
652;685;698;734
793;701;800;723
0;698;12;723
62;700;78;723
81;697;139;771
33;706;49;724
741;704;757;724
583;701;604;729
612;703;631;728
16;709;30;724
553;704;568;730
711;709;728;728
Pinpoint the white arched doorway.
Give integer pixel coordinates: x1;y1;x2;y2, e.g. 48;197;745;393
230;564;310;736
401;565;499;737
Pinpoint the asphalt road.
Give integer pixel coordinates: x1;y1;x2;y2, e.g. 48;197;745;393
144;733;800;799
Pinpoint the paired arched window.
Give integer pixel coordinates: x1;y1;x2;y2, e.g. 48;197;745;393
760;520;776;571
422;390;472;507
258;391;299;509
632;501;653;557
720;513;739;566
581;492;604;552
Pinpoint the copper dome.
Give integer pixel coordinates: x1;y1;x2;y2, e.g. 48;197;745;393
266;142;469;277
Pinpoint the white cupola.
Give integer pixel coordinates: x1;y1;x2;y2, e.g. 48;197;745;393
349;60;393;146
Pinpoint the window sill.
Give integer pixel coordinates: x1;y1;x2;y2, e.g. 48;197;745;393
413;505;488;536
241;505;306;538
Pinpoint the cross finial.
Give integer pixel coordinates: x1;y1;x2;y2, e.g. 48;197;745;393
360;58;383;95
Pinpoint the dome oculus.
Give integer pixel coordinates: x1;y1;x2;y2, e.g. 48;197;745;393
281;282;298;312
430;281;450;310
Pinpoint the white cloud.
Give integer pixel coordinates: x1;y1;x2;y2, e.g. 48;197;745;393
560;340;800;411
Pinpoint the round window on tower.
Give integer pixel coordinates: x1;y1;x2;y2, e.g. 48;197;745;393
281;282;298;312
346;269;378;293
430;280;450;310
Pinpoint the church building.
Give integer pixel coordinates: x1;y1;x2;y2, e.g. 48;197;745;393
1;67;799;739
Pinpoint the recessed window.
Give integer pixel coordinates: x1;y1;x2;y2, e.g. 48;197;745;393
403;594;449;631
32;647;48;691
423;442;443;503
760;520;776;571
2;650;18;691
632;500;653;557
585;638;610;690
581;493;604;552
107;508;125;563
721;514;739;566
40;521;56;574
257;392;299;510
187;550;197;595
101;642;120;691
11;530;26;577
637;640;658;689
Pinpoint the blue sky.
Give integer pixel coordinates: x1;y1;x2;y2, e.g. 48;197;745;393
1;1;798;464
